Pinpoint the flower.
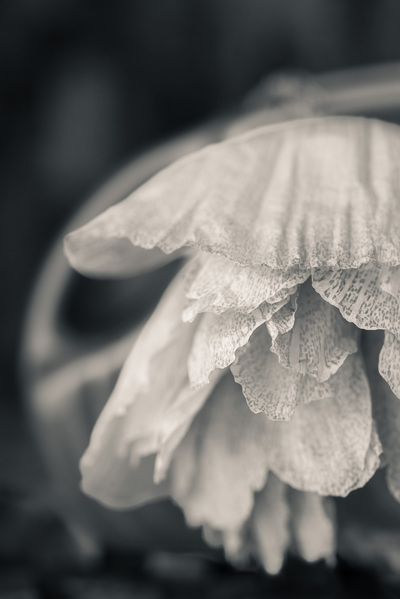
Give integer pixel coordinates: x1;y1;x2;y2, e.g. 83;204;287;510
65;116;400;574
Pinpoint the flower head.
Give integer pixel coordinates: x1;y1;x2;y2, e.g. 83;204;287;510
65;116;400;573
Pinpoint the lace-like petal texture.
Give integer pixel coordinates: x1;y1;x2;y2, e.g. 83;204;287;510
312;263;400;338
183;253;308;321
231;326;339;420
187;299;288;388
65;117;400;274
270;280;358;381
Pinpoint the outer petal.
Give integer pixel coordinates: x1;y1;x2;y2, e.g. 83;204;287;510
375;390;400;502
270;280;358;381
250;474;290;575
65;117;400;272
379;265;400;303
288;489;336;564
267;361;381;496
80;268;197;507
379;331;400;399
170;365;380;533
169;374;270;532
231;325;355;421
183;253;308;321
153;369;225;483
312;263;400;338
363;330;400;502
187;299;288;388
65;234;188;278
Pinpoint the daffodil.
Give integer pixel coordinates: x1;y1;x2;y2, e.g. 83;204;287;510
65;116;400;574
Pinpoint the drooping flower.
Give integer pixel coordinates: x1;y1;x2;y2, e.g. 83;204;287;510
65;116;400;573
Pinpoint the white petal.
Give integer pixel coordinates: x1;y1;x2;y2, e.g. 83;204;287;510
288;489;336;564
154;369;224;484
266;354;381;496
364;330;400;502
265;293;298;338
183;253;308;321
379;331;400;399
66;117;400;273
187;300;287;388
270;280;358;381
169;374;270;531
379;265;400;303
80;268;197;507
64;229;187;278
250;474;290;575
80;453;168;509
231;325;354;421
313;263;400;338
170;362;379;532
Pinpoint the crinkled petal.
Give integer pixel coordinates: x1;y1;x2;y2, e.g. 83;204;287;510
288;489;336;564
312;263;400;338
187;299;288;388
265;293;298;338
65;117;400;273
250;474;290;575
183;253;308;321
379;331;400;399
270;279;358;381
80;268;197;507
231;325;355;421
378;265;400;303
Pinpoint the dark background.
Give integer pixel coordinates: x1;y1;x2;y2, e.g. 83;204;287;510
2;1;400;595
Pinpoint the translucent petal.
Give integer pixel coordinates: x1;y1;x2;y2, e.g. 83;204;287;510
379;331;400;399
80;269;198;507
375;392;400;502
270;280;358;381
154;370;224;483
183;253;308;321
65;117;400;273
266;358;381;496
64;231;187;278
288;489;336;564
80;452;168;509
363;330;400;502
187;299;288;388
170;365;379;532
379;265;400;304
250;474;290;575
231;325;356;421
169;374;270;531
313;263;400;338
265;293;298;338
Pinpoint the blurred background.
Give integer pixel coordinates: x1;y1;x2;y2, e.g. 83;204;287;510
3;1;400;596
